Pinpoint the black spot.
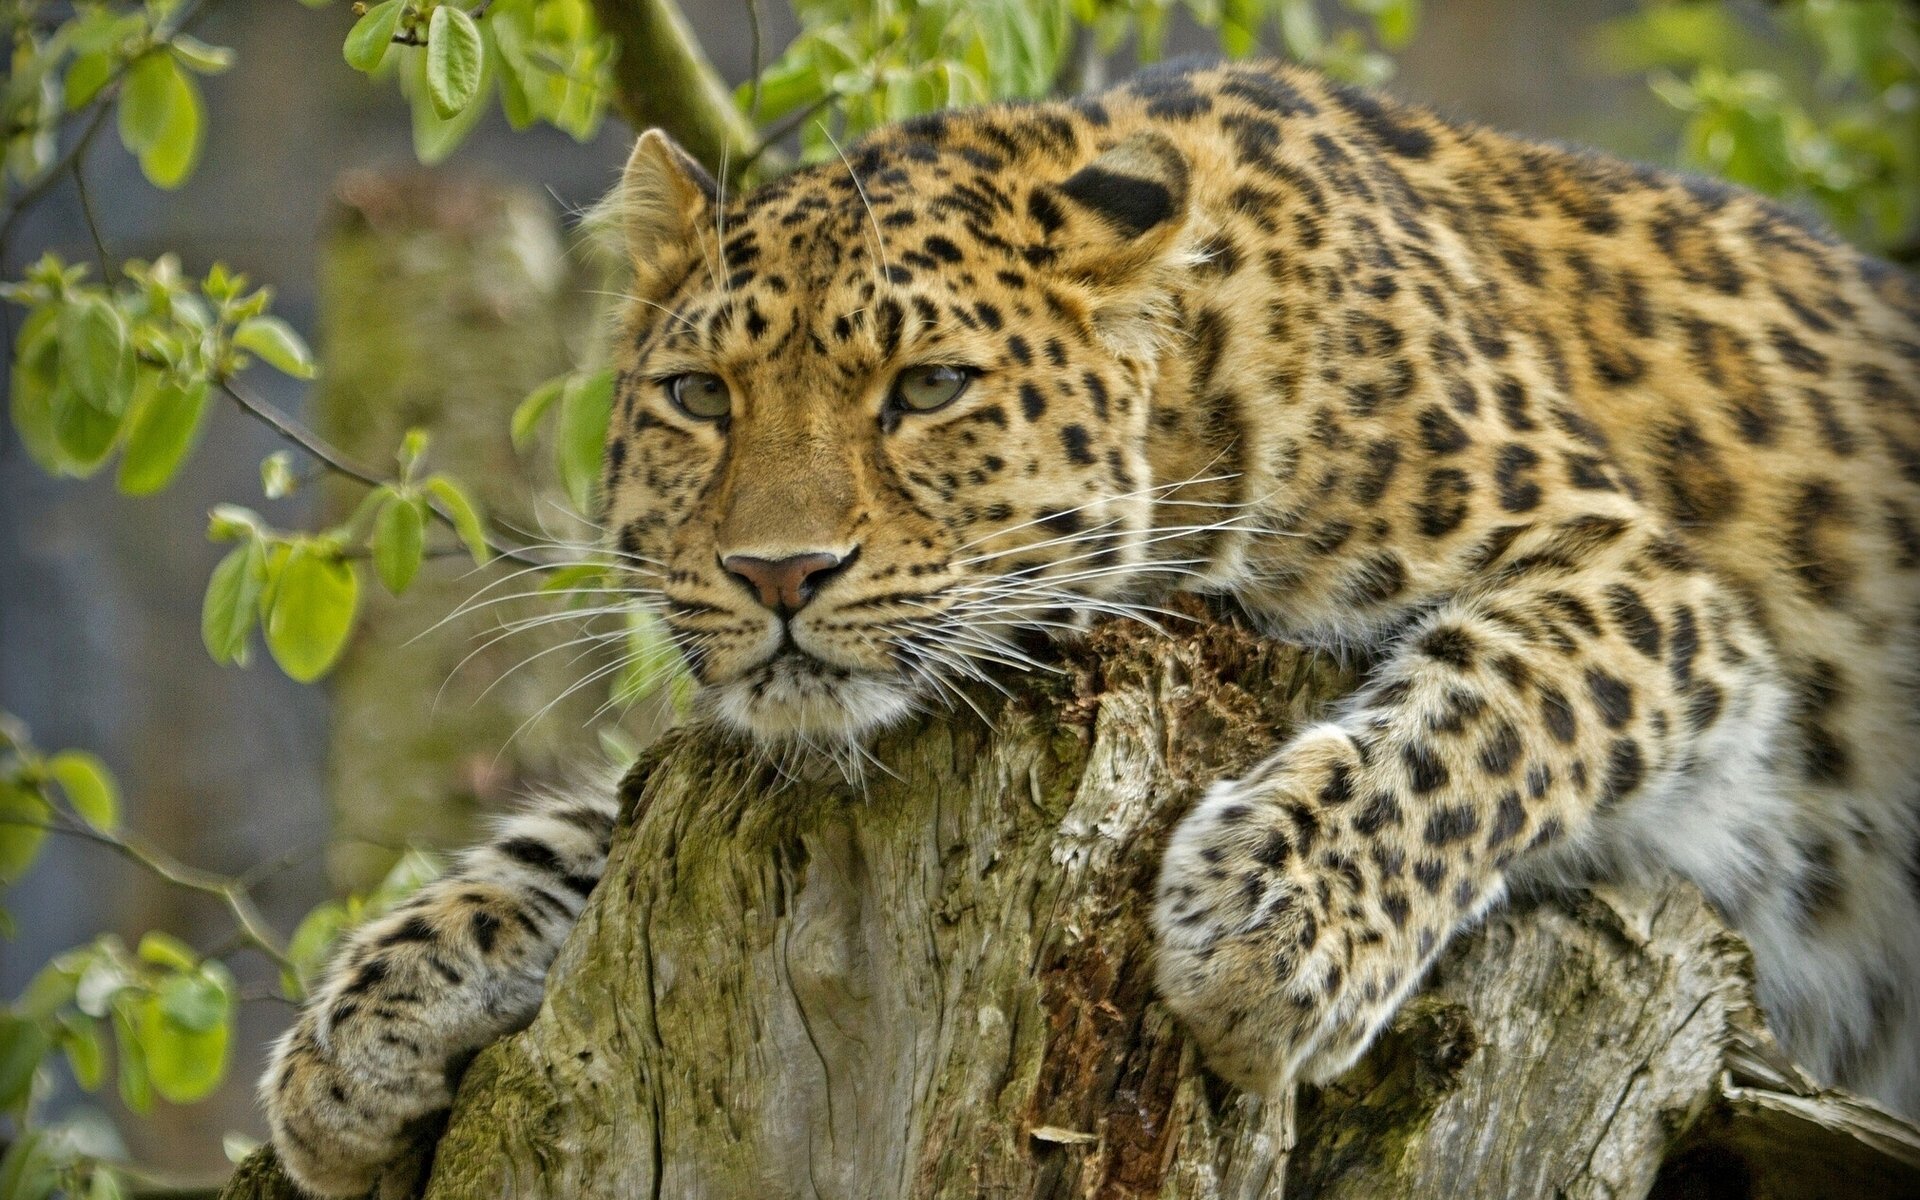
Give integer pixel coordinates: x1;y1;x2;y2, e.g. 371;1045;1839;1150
1423;804;1478;846
1414;858;1447;893
1487;792;1526;846
1354;791;1402;835
1420;624;1477;669
343;957;391;996
1540;686;1577;743
1685;681;1724;732
469;910;501;953
1598;737;1644;809
1603;585;1662;658
1058;167;1175;238
500;837;564;875
1404;743;1450;794
1416;468;1472;537
1495;444;1542;512
1585;669;1634;729
1495;377;1534;431
1418;406;1471;454
1321;761;1355;805
378;916;436;947
922;235;963;263
1768;324;1830;376
1328;83;1435;158
1478;722;1523;776
1019;382;1047;421
1059;424;1095;465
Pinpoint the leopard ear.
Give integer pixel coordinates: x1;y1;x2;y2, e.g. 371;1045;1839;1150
617;129;717;297
1038;131;1191;281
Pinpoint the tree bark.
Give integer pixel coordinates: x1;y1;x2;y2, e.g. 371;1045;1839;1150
590;0;758;176
224;608;1920;1198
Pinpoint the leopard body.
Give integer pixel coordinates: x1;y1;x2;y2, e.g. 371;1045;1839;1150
263;60;1920;1195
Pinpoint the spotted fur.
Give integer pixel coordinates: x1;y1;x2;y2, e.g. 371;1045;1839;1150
266;60;1920;1193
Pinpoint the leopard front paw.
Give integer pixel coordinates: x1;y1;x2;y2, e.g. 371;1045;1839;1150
1152;731;1428;1093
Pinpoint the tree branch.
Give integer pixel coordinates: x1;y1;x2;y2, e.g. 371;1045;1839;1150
588;0;758;178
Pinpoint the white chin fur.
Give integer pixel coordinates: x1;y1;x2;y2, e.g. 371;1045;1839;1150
706;659;920;743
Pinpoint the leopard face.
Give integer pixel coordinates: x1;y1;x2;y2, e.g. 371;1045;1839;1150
602;126;1213;742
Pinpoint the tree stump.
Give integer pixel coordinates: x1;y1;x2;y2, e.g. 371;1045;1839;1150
225;610;1920;1198
313;171;613;889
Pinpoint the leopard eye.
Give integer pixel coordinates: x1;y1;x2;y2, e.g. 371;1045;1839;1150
664;372;731;420
888;364;974;415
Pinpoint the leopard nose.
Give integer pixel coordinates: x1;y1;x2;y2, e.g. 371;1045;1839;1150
721;550;850;615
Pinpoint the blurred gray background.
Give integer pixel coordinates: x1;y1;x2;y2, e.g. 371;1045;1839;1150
0;0;1654;1179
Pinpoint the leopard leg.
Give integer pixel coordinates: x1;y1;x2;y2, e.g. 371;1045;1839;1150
262;786;619;1197
1154;521;1772;1091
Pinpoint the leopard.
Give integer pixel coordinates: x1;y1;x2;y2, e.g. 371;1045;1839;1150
260;58;1920;1196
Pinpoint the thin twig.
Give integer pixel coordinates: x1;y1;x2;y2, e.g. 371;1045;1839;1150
0;99;115;258
739;93;837;174
746;0;765;123
216;379;549;568
72;160;112;279
0;812;296;976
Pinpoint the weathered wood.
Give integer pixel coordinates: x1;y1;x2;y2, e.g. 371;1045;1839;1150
222;610;1920;1198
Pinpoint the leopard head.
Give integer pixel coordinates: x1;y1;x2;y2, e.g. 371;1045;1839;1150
601;121;1226;743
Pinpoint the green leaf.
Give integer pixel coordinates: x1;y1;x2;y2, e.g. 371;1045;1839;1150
406;38;491;163
555;369;613;514
170;35;236;74
0;783;52;884
56;1012;106;1091
117;377;211;495
232;316;316;379
422;475;490;564
426;5;485;118
46;750;119;833
283;901;349;998
16;963;80;1022
0;1013;51;1111
111;1003;152;1113
260;450;299;499
11;311;68;474
201;540;266;666
137;931;198;973
65;52;114;110
370;846;444;908
510;373;567;450
0;1131;58;1200
119;54;203;188
118;53;175;154
58;297;133;414
539;562;605;594
345;0;405;72
86;1167;127;1200
371;495;426;595
53;389;122;470
137;971;230;1103
156;968;228;1033
265;546;360;682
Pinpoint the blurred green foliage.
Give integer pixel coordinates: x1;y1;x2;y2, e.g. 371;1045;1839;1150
747;0;1419;154
1598;0;1919;258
